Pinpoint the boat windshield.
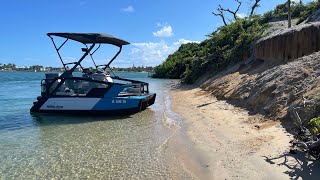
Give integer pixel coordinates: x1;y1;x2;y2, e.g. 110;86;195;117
57;80;108;96
45;78;110;97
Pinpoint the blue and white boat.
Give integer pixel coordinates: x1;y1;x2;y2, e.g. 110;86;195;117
30;33;156;115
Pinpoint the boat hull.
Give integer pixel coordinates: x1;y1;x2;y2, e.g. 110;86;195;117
30;94;156;115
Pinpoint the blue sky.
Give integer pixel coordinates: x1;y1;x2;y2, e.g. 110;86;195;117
0;0;313;67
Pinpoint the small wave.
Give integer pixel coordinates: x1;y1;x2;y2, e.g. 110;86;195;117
161;112;181;129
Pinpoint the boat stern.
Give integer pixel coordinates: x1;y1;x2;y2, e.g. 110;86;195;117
140;93;156;110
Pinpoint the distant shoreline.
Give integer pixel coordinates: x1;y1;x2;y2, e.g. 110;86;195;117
0;70;62;72
0;70;153;73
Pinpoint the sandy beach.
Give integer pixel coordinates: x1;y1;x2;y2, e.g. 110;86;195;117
171;86;319;179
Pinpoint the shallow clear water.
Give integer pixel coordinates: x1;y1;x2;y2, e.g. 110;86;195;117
0;72;200;179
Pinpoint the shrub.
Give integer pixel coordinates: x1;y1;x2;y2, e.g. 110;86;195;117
297;1;320;24
153;17;266;83
309;116;320;135
152;0;320;83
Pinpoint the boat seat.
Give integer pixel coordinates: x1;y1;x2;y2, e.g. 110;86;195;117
86;88;109;97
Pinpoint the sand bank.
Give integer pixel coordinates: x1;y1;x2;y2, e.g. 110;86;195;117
171;87;318;179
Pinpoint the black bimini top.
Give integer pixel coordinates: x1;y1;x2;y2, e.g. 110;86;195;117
47;33;130;47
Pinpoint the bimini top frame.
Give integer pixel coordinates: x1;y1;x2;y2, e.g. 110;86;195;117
47;33;130;76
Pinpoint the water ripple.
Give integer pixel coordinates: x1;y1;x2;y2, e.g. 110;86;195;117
0;72;198;179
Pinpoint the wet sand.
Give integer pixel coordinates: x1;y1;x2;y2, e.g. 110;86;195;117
171;87;300;179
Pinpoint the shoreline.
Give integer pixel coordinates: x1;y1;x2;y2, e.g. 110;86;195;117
170;86;297;179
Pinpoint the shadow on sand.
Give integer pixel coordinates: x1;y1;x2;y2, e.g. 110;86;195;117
263;150;320;179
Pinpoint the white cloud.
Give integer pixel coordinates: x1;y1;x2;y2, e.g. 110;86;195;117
131;41;172;64
121;5;134;13
173;38;200;46
114;39;199;67
156;22;168;27
153;25;173;38
237;13;247;18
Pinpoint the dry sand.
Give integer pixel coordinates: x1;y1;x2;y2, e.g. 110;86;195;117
171;87;320;179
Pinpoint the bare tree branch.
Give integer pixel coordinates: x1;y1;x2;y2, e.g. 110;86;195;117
219;0;242;20
212;6;228;26
212;0;242;26
250;0;261;16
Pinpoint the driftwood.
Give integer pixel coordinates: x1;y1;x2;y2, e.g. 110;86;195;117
290;107;320;159
293;140;320;151
197;102;214;108
292;140;320;159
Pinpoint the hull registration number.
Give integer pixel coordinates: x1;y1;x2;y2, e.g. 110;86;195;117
112;100;127;104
